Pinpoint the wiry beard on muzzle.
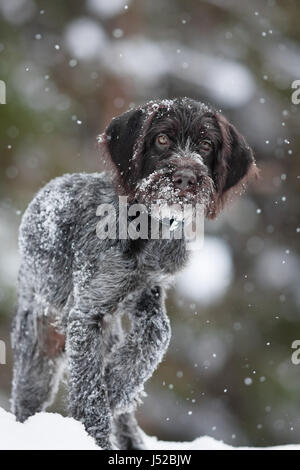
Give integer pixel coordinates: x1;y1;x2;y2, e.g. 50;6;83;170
134;152;217;217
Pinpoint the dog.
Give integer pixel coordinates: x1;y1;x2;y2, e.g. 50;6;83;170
11;97;258;449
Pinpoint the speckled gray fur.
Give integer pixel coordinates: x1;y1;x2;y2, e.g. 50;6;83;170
11;98;256;449
11;172;187;450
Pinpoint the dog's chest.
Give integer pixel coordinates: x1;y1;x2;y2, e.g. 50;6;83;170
96;239;188;310
133;238;188;285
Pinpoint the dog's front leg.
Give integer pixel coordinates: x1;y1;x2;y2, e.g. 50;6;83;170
105;286;171;415
66;306;114;449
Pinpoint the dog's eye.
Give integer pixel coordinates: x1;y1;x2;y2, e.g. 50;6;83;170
200;140;212;152
156;134;169;147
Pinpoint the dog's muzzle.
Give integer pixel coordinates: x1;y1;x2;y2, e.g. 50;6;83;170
134;152;215;211
173;168;197;191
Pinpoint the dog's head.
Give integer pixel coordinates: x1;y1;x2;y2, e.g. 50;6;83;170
100;98;258;218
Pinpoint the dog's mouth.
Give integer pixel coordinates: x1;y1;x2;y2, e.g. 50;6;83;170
134;168;215;210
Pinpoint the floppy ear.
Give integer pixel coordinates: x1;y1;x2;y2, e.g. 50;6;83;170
211;113;258;217
104;108;145;184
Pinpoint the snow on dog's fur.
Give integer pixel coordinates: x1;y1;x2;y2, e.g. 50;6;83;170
11;98;257;450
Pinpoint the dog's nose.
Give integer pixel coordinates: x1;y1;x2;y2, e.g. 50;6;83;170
173;169;197;190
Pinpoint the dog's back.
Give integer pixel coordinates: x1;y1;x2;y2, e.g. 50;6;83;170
18;172;115;318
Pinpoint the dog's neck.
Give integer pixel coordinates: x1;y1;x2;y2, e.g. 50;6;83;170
107;178;191;275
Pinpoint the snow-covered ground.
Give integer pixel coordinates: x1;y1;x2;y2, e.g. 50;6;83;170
0;408;299;450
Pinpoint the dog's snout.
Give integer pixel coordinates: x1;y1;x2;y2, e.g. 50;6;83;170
173;169;197;190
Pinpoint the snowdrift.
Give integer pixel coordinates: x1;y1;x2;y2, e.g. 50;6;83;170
0;408;299;450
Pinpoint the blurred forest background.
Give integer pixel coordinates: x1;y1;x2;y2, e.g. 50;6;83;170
0;0;300;447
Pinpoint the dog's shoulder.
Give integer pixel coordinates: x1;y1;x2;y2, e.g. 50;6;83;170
38;171;115;205
19;171;116;255
22;171;114;218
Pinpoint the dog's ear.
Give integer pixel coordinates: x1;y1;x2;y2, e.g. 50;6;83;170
210;113;258;218
104;108;145;183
